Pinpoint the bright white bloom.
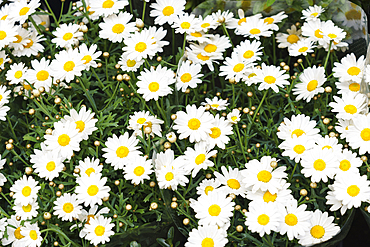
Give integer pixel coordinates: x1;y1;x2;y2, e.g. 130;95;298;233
0;105;10;121
212;9;234;27
0;20;17;49
263;11;288;31
336;149;361;176
52;23;83;49
99;12;136;42
19;222;42;247
0;218;6;239
336;119;353;140
123;156;153;185
13;29;46;57
214;166;247;197
79;43;102;71
145;26;169;54
329;92;367;120
233;39;262;63
185;225;228;247
118;53;144;72
227;109;240;124
0;85;11;106
288;39;316;57
6;62;27;85
75;156;103;178
279;135;315;162
90;0;128;17
172;13;200;34
24;58;52;91
149;0;186;25
9;0;39;23
277;114;320;141
333;53;365;83
30;147;64;181
10;175;40;206
182;142;217;177
347;114;370;154
335;80;361;95
53;193;83;222
196;178;222;196
252;63;290;93
173;104;215;143
293;66;326;102
219;52;253;82
276;25;302;48
75;173;111;207
315;135;343;154
301;19;325;43
128;110;164;137
302;5;325;20
9;26;31;51
50;48;85;83
176;60;203;92
187;46;222;71
201;97;229;111
322;20;346;44
0;50;10;69
196;15;218;32
206;114;233;149
246;180;293;206
61;106;98;140
102;133;142;170
238;15;272;39
2;215;22;246
166;131;177;142
84;216;115;245
196;34;231;58
326;185;348;215
0;156;6;186
13;199;39;220
122;30;158;61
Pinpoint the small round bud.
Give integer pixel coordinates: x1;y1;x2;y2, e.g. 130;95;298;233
26;144;31;149
243;108;249;114
325;86;332;93
29;109;35;115
216;92;221;96
164;142;171;149
310;182;317;189
361;156;368;162
54;241;59;246
305;196;310;201
73;168;80;174
294;63;299;67
56;191;62;197
16;216;21;221
38;86;45;93
242;124;247;129
270;161;277;168
25;167;33;175
228;193;236;200
183;218;190;225
97;63;103;68
103;52;109;58
283;65;290;71
136;18;144;28
102;196;109;202
300;189;308;196
44;212;52;220
119;222;124;227
235;205;241;211
116;74;123;81
6;143;13;150
205;104;211;111
144;126;152;134
185;88;190;94
45;128;53;135
297;58;303;63
323;118;330;125
94;140;100;147
256;143;260;148
54;97;62;104
171;202;178;209
236;225;243;232
218;16;225;23
242;209;248;214
172;197;177;202
205;173;212;179
280;62;286;67
171;114;177;120
9;192;14;197
115;180;120;186
113;214;118;219
156;56;162;62
8;139;13;144
149;181;156;187
58;184;64;190
249;111;254;115
329;132;336;138
229;77;235;84
150;202;158;210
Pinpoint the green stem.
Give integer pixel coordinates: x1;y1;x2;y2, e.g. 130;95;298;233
251;90;268;123
1;192;13;207
6;116;19;143
156;100;167;127
100;82;119;112
305;55;311;67
323;41;332;71
222;23;234;49
235;124;247;163
142;1;146;22
11;150;29;167
91;68;108;95
182;33;187;57
78;77;99;114
40;228;81;247
43;0;59;25
289;162;298;181
58;1;65;25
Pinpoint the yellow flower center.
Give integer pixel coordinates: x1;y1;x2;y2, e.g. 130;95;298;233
29;230;38;240
322;145;332;150
95;225;105;236
208;204;221;216
22;204;32;212
313;159;326;171
14;227;24;240
243;50;254;59
248;73;256;78
311;12;319;17
209;127;221;139
134;166;145;176
188;118;201;130
314;29;323;38
233;63;245;72
201;23;210;28
63;202;74;213
102;0;114;8
238;18;246;25
195;154;206;165
116;146;129;158
63;32;73;41
19;7;30;16
201;238;214;247
347;185;360;197
257;170;272;183
347;66;361;76
250;28;261;35
63;61;75;72
22;186;31;197
75;120;85;132
112;23;125;34
227;178;241;189
148;82;159;92
135;42;147;52
162;6;174;16
85;167;95;176
165;172;174;181
87;185;99;196
298;46;308;52
263;191;277;203
14;35;22;43
211;104;219;108
180;22;191;29
137;118;146;124
204;44;217;53
46;161;56;172
291;129;305;138
0;31;6;40
82;55;92;64
23;83;33;90
328;33;337;39
204;186;214;195
36;70;49;81
231;116;238;121
24;39;34;48
191;32;202;37
285;214;298;226
197;53;210;61
14;71;23;79
307;79;318;92
349;82;360;92
0;58;3;65
293;144;305;154
287;34;299;44
339;160;351;171
361;128;370;141
0;15;7;20
58;134;70;146
180;73;192;83
311;225;325;239
264;17;274;24
344;104;357;114
264;75;276;84
257;214;270;225
126;59;136;67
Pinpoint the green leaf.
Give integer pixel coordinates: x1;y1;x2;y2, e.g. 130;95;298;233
156;238;170;247
266;0;276;7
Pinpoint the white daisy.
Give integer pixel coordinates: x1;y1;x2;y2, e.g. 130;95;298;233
0;50;9;69
0;84;11;106
206;114;233;150
212;9;234;27
333;53;365;83
123;155;153;185
10;175;40;206
227;109;241;124
214;166;247;197
196;178;222;197
79;43;102;71
52;23;83;49
19;222;42;247
0;20;17;49
277;114;320;140
201;97;229;111
122;29;159;61
90;0;128;17
252;63;290;93
72;206;110;238
263;11;288;31
6;62;27;85
335;119;353;140
276;25;302;48
13;29;46;57
8;26;31;51
0;105;10;121
315;135;343;153
196;15;218;32
329;92;367;120
128;110;164;137
302;5;325;21
13;199;39;220
335;80;361;95
50;48;85;83
0;218;6;239
301;19;325;43
246;180;293;206
195;34;231;58
172;13;200;34
61;106;98;140
186;30;213;43
75;156;103;178
25;57;53;92
84;215;115;245
2;215;23;246
166;131;177;143
149;0;186;25
9;0;40;23
233;39;263;63
279;135;316;162
53;193;83;222
182;142;217;177
237;15;272;39
219;52;253;83
75;173;111;207
288;39;316;57
176;60;203;92
186;46;222;71
336;149;361;176
326;185;348;215
30;147;64;181
292;65;326;102
322;20;346;45
185;225;228;247
118;53;144;72
346;114;370;154
98;12;136;43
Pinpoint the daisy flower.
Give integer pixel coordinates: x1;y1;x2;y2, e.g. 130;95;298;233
50;48;85;83
30;147;64;181
292;66;326;102
241;156;287;194
75;173;111;207
84;215;115;245
322;21;346;45
197;34;231;58
176;60;203;92
347;114;370;154
246;180;293;206
227;109;241;124
219;52;253;82
300;147;338;183
155;152;188;190
244;201;282;237
326;185;349;215
98;12;136;43
123;156;153;185
277;114;320;140
298;210;340;246
0;156;6;186
61;106;98;140
102;133;142;170
186;46;222;71
172;13;200;34
263;11;288;31
19;222;42;247
136;64;175;101
301;5;325;20
24;57;52;91
0;84;11;106
335;80;361;95
238;15;272;39
166;131;177;143
212;9;234;27
90;0;128;17
196;178;222;196
182;141;217;177
201;97;229;111
145;26;169;54
0;218;6;239
128;110;164;137
53;193;83;222
0;4;11;22
336;149;361;176
279;135;316;162
206;114;233;150
6;62;27;85
122;30;159;61
288;39;316;57
0;104;10;121
52;23;83;49
186;30;213;43
0;50;9;69
335;119;353;140
233;39;263;63
44;121;83;160
10;175;40;206
333;53;365;83
173;104;215;143
149;0;186;25
315;135;343;153
214;166;247;197
118;53;144;72
279;200;311;241
8;26;31;51
252;63;290;93
329;92;367;120
9;0;40;23
0;20;17;49
72;206;110;238
301;19;325;43
75;156;103;178
227;9;251;30
13;29;46;57
190;190;235;228
196;15;218;32
13;199;39;220
79;43;102;71
185;225;228;247
276;25;302;48
2;215;23;246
